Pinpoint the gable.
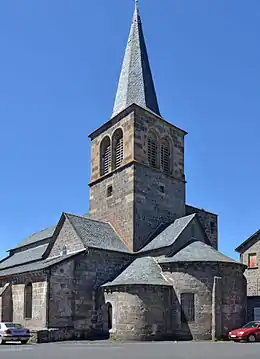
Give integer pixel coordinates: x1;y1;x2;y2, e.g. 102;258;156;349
48;216;84;258
235;230;260;254
139;214;208;255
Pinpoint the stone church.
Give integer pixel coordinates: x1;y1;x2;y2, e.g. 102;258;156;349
0;2;246;342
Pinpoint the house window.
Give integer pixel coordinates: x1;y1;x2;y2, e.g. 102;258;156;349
148;132;158;168
24;283;33;319
107;185;113;197
160;139;170;173
248;254;257;269
181;293;195;323
100;136;111;176
112;129;123;169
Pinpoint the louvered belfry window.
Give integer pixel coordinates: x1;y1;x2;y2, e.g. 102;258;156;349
113;129;124;169
100;136;111;176
148;133;158;168
161;139;170;173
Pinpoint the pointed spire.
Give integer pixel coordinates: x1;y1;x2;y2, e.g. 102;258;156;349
112;1;160;118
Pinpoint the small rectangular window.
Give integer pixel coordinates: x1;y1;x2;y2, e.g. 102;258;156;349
107;185;113;198
248;254;257;269
181;293;195;323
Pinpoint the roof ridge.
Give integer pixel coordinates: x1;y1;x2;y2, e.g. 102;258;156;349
64;212;110;226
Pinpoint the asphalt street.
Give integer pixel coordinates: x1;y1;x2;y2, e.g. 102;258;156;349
1;341;260;359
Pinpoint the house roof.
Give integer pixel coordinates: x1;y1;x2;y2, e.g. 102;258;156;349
139;214;196;253
0;244;49;270
65;213;130;253
112;1;160;118
103;257;171;287
0;251;84;277
235;230;260;253
13;213;91;250
158;240;240;265
15;226;56;249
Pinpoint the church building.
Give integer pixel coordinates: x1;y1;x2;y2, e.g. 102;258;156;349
0;2;246;342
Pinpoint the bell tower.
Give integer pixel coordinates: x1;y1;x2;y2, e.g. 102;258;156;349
89;2;186;252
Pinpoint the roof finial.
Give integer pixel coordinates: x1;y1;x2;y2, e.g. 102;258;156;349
135;0;139;11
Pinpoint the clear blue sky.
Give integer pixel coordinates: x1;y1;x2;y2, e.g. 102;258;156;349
0;0;259;259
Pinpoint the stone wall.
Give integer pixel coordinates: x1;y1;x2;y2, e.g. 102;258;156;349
89;110;134;184
134;106;185;182
89;104;186;252
161;261;246;340
48;260;75;328
47;249;131;334
89;166;134;251
240;240;260;296
11;271;48;329
104;285;171;341
73;249;131;332
134;163;185;251
186;205;218;250
49;216;84;258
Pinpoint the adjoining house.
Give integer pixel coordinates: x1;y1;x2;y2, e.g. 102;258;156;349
0;2;247;342
236;231;260;322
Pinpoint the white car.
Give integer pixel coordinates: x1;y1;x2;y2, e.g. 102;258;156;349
0;323;30;344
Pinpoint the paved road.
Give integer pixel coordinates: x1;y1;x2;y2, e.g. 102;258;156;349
1;341;260;359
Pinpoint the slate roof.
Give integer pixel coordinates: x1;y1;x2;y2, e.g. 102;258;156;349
235;229;260;253
139;214;196;253
112;2;160;118
158;241;240;264
0;251;84;277
13;213;91;250
103;257;171;287
0;244;49;270
66;213;130;253
15;226;56;249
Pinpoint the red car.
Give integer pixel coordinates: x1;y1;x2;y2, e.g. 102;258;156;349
228;321;260;342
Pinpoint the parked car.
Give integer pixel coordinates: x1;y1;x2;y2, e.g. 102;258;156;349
0;323;30;344
228;321;260;342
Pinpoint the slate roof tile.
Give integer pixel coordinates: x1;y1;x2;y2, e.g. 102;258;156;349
103;257;171;287
139;214;196;253
65;213;130;253
158;240;240;264
0;244;49;270
112;3;160;117
0;251;84;277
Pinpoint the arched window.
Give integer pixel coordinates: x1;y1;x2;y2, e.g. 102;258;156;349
100;136;111;176
112;128;123;169
24;283;32;319
107;302;112;330
160;138;171;174
148;132;158;168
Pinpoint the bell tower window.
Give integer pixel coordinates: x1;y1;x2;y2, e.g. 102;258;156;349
100;136;111;176
148;132;158;168
112;129;124;169
160;139;171;174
